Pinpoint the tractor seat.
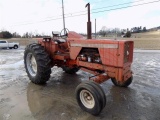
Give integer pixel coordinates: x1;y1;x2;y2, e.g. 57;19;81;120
54;38;66;44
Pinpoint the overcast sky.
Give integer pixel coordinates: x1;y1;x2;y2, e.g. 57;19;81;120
0;0;160;35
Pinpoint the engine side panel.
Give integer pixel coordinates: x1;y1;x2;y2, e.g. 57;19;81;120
98;48;118;67
69;39;119;65
70;46;82;60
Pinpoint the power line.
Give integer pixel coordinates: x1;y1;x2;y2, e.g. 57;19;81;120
11;0;160;26
43;0;146;19
11;0;147;25
92;0;160;14
66;0;146;15
63;0;160;18
87;0;111;4
92;0;146;11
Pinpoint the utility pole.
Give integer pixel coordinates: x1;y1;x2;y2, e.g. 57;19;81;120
115;28;117;40
95;19;96;39
62;0;66;35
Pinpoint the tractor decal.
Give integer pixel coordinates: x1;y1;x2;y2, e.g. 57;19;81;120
70;43;118;49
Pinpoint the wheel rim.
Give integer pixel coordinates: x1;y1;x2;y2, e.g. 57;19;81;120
80;89;95;109
26;53;37;77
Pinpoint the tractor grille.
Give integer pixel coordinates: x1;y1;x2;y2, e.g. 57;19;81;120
124;42;130;63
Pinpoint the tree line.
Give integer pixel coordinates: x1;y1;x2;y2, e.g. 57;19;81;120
0;31;13;38
0;26;157;39
97;26;148;38
0;31;49;39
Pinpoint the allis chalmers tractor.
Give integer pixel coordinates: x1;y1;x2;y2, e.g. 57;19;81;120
24;3;134;115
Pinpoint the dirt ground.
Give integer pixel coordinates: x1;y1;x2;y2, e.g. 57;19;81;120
0;46;160;120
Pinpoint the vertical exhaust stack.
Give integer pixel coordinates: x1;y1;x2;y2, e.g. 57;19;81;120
85;3;92;39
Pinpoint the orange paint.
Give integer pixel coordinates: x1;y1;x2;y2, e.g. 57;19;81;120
37;31;134;84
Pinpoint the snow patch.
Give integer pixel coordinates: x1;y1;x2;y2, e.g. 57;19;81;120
0;60;24;69
0;58;6;65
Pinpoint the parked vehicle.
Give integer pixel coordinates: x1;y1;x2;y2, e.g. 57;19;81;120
0;40;19;49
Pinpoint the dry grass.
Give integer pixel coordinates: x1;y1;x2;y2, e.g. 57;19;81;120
1;31;160;50
131;31;160;49
103;31;160;50
119;37;160;50
132;31;160;38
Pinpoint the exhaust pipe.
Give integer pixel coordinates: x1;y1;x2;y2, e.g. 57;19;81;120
85;3;92;39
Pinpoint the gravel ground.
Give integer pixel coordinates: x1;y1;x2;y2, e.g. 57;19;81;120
0;48;160;120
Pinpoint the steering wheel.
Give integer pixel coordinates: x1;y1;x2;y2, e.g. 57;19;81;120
60;28;69;38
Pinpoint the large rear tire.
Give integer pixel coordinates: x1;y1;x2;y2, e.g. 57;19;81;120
24;43;51;84
75;81;106;115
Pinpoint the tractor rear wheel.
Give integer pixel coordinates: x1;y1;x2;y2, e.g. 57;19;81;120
24;43;51;84
111;76;133;87
75;81;106;115
62;66;79;74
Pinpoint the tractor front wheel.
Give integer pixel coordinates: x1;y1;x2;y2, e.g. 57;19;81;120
111;76;133;87
24;43;51;84
75;81;106;115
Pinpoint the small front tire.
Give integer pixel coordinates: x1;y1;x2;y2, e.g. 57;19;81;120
83;81;106;109
75;81;106;115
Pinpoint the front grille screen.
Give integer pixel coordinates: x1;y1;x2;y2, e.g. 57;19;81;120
124;42;130;63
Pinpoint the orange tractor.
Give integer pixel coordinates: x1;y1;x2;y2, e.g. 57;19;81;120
24;3;134;115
